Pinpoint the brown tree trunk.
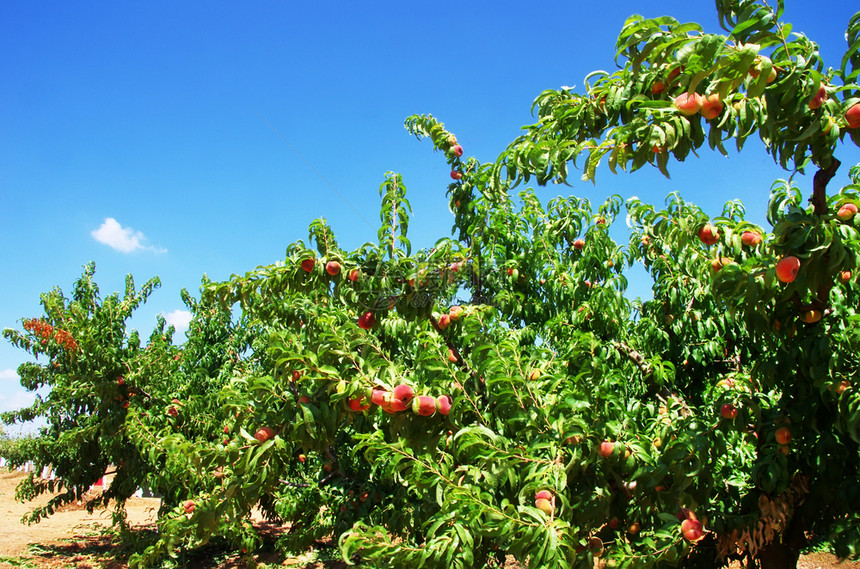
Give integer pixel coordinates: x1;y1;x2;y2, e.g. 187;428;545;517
811;158;840;216
754;512;807;569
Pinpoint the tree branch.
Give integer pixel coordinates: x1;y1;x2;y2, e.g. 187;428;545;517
810;158;840;216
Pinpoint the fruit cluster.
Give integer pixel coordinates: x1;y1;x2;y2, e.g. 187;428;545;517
346;384;453;417
22;319;78;352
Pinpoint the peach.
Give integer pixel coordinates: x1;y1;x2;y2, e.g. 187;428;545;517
720;403;738;420
837;203;858;221
808;85;827;110
436;395;453;415
698;224;719;246
412;395;437;416
674;92;703;116
358;311;376;330
681;518;704;542
741;230;762;246
254;427;275;443
775;256;801;283
598;441;615;458
847;103;860;129
700;93;724;120
437;313;451;330
325;261;341;276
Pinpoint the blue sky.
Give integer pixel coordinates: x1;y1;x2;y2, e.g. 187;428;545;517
2;1;860;433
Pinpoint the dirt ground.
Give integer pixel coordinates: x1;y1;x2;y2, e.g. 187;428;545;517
0;468;160;567
0;468;857;569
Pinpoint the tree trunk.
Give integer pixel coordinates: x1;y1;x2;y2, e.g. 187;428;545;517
811;158;840;216
755;512;807;569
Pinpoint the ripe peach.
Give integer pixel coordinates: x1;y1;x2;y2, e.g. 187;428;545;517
837;203;858;221
436;394;453;415
801;309;823;324
535;490;553;501
808;85;827;110
775;426;791;445
437;313;451;330
392;384;415;410
627;521;641;534
573;238;585;250
447;348;458;363
741;230;762;246
681;518;704;542
449;305;464;321
347;268;360;282
325;261;341;276
847;103;860;129
412;395;437;416
749;60;777;83
450;170;463;180
358;311;376;330
450;144;464;157
700;93;724;120
598;441;615;458
370;389;390;406
183;499;196;514
711;257;733;273
674;92;703;116
254;427;275;443
347;397;371;412
535;497;554;515
301;258;315;272
698;224;719;246
720;403;738;420
775;256;801;283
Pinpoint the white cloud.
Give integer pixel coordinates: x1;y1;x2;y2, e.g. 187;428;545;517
0;369;19;381
0;388;36;413
163;310;192;334
91;218;166;254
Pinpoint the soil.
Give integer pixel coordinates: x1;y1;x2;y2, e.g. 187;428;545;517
0;468;857;568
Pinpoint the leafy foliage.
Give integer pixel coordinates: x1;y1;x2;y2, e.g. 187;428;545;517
3;2;860;568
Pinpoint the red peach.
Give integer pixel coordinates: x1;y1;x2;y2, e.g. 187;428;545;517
741;230;762;246
436;394;453;415
775;256;801;283
358;311;376;330
847;103;860;129
698;224;719;246
674;92;703;116
325;261;341;276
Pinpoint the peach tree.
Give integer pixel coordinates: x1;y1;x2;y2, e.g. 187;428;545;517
128;0;860;562
4;1;860;568
0;264;253;536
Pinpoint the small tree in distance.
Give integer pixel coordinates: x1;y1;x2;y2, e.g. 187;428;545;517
3;1;860;568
